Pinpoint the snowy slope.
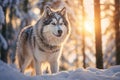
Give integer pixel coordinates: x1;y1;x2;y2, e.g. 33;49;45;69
0;60;120;80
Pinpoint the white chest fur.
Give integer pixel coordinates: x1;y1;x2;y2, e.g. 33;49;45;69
33;48;61;62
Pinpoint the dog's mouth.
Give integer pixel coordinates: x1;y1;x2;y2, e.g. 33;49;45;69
53;33;62;37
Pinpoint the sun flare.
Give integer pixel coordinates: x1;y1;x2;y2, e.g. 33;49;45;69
84;20;94;33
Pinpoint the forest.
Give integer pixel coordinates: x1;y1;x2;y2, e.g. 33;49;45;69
0;0;120;74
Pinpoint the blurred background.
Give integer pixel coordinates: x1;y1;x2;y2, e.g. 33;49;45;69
0;0;120;71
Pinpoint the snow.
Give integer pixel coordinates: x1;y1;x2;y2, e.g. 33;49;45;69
0;60;120;80
0;34;8;50
0;6;4;24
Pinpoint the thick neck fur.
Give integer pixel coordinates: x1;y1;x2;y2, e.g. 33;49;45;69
33;18;62;53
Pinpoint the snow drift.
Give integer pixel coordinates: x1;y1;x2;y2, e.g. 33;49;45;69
0;60;120;80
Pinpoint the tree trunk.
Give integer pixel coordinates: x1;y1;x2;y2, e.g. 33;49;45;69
114;0;120;65
1;7;8;63
81;0;86;68
94;0;103;69
23;0;28;13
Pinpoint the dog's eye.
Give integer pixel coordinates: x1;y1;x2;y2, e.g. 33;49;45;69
51;23;56;25
60;23;63;25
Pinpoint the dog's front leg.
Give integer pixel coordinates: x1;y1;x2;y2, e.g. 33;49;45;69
50;61;59;73
34;60;42;75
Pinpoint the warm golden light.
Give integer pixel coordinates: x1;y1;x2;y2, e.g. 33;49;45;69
83;0;94;34
84;20;94;33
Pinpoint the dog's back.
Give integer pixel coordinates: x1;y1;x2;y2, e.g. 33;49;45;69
15;26;34;70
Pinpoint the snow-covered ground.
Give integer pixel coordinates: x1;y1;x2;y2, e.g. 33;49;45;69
0;60;120;80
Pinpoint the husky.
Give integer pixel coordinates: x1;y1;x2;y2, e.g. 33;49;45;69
15;6;71;75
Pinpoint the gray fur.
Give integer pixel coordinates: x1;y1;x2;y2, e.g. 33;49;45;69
15;6;71;76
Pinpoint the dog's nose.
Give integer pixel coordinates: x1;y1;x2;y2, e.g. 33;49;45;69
58;30;62;35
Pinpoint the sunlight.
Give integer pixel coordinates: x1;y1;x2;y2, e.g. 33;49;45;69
84;0;94;18
84;20;94;33
83;0;94;34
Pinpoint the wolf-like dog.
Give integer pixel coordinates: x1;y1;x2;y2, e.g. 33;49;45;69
15;6;71;75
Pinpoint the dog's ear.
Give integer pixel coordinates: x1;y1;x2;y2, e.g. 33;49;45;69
60;7;66;15
45;6;52;16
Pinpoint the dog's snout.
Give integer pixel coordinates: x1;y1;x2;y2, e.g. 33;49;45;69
58;30;62;35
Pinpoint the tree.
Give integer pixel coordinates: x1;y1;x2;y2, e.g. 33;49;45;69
94;0;103;69
0;0;19;63
0;5;8;63
114;0;120;65
81;0;86;68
